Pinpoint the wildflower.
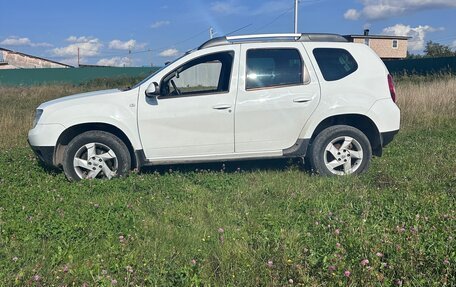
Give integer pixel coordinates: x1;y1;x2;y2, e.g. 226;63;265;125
12;256;18;262
315;221;319;225
328;265;336;272
32;274;41;282
63;265;69;273
344;270;351;277
267;260;273;268
191;259;197;265
335;229;340;235
410;227;417;234
360;259;369;266
376;252;383;257
443;258;450;265
119;235;126;243
102;269;108;275
111;279;118;285
126;266;133;273
218;227;224;234
288;278;294;284
287;259;293;264
336;243;341;248
394;279;403;286
94;203;99;208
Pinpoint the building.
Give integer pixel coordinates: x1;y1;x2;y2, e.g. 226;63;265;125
345;30;410;60
0;47;72;69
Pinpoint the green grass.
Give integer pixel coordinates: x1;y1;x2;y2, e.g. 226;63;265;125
0;77;455;286
0;124;454;286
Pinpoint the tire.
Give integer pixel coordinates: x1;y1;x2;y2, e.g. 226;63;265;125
62;131;131;181
309;125;372;176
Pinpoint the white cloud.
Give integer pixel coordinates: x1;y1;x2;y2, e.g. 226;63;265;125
344;9;361;20
151;20;170;29
382;24;442;51
109;39;136;50
210;1;246;14
52;36;102;57
0;36;52;47
452;40;456;50
345;0;456;21
97;57;132;67
159;48;179;57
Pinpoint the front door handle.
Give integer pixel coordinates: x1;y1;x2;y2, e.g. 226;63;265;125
212;104;232;110
293;98;311;103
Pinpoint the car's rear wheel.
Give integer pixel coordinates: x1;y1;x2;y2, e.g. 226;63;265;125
309;125;372;176
62;131;131;181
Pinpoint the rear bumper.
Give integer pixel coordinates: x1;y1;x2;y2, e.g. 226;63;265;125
381;130;399;147
29;142;55;167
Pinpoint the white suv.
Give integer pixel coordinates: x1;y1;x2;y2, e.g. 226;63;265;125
28;33;400;180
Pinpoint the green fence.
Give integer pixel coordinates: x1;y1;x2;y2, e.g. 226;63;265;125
384;56;456;75
0;67;160;86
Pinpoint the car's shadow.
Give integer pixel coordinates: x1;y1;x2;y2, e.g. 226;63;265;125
140;158;311;175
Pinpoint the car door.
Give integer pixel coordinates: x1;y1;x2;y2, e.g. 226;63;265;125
235;42;320;153
137;47;239;159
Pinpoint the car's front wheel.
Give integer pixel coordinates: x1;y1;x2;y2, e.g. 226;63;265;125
62;131;131;181
308;125;372;176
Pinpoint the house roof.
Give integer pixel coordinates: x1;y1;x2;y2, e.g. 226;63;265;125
345;35;411;40
0;47;73;68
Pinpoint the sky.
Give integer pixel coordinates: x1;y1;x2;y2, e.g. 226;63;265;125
0;0;455;67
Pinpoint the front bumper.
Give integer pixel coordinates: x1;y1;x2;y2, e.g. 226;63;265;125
29;142;55;167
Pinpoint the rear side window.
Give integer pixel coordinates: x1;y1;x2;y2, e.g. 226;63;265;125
313;48;358;81
246;49;303;90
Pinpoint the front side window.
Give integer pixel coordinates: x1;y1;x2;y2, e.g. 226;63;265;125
246;49;303;90
313;48;358;81
161;51;234;97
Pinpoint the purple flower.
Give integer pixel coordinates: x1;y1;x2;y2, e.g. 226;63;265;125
126;266;133;273
336;243;341;248
328;265;336;272
63;265;69;273
334;229;340;235
344;270;351;277
32;274;41;282
111;279;118;285
191;259;197;265
376;252;383;257
443;258;450;265
360;259;369;266
267;260;273;268
394;279;403;286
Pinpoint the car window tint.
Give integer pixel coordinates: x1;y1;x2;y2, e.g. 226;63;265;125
246;49;303;90
313;48;358;81
162;52;234;97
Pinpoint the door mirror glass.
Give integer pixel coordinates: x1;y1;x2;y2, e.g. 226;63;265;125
145;82;159;97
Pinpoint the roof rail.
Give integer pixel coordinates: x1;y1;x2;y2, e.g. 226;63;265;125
198;33;348;50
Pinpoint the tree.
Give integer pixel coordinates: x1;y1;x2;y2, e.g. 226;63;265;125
424;41;455;57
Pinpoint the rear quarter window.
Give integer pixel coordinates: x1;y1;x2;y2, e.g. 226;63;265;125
313;48;358;81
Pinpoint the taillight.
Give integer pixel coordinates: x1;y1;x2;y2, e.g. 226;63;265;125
387;74;396;103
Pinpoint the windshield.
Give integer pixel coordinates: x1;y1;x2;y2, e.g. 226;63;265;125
128;52;192;90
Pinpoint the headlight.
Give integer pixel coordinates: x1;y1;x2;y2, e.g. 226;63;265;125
32;109;43;129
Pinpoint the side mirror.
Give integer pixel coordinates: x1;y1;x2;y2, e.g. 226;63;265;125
145;82;159;97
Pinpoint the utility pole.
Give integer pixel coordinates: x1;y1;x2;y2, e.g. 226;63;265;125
209;27;216;39
77;47;80;67
294;0;299;33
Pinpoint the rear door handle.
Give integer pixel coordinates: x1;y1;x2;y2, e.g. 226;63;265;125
293;98;311;103
212;104;232;110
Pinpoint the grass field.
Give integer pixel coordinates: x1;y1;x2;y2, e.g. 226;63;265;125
0;77;455;286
